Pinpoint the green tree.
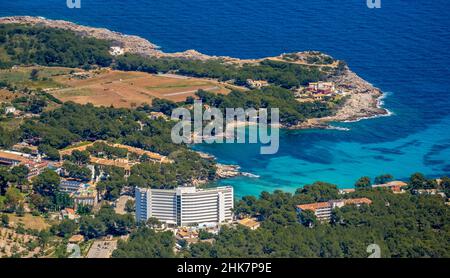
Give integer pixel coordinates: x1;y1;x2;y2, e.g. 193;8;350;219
440;177;450;197
374;174;393;185
409;172;427;189
38;144;60;161
125;199;135;213
295;182;340;202
4;187;24;212
355;176;372;189
29;193;51;213
15;204;25;217
79;216;107;239
33;169;61;197
298;210;317;227
76;204;92;215
146;217;162;229
112;227;175;258
0;167;13;195
30;69;40;81
1;214;9;227
70;150;90;165
52;219;78;238
10;165;30;185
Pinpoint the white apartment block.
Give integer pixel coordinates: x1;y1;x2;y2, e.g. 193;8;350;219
135;186;234;227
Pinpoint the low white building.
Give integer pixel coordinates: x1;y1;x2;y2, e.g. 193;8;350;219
135;186;234;227
4;106;16;114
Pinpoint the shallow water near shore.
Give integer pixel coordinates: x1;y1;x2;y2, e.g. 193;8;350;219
2;0;450;198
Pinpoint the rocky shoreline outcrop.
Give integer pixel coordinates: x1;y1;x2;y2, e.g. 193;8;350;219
216;164;241;179
0;16;390;127
291;67;390;129
0;16;214;60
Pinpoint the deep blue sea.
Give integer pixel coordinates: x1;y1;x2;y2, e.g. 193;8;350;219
1;0;449;198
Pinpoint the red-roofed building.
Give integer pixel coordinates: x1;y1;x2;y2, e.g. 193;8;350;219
296;202;333;222
372;181;408;193
296;198;372;222
343;197;372;206
24;160;49;180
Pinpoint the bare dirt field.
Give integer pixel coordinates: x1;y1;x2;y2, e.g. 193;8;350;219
0;89;22;102
50;69;232;107
8;213;50;231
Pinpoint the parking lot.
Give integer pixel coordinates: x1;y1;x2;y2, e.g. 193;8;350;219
86;240;118;258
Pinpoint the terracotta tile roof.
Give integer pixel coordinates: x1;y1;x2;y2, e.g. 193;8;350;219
387;181;408;187
297;198;372;212
59;142;95;157
65;208;76;214
68;234;84;243
89;156;134;170
344;197;372;205
372;181;408;188
59;140;172;163
0;150;30;163
238;218;260;228
296;202;331;212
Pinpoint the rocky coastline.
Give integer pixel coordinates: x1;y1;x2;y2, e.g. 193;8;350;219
0;16;214;60
0;16;390;127
291;67;390;130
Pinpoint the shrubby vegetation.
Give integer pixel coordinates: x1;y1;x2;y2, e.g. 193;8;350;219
0;24;346;130
115;54;328;89
86;142;128;159
12;96;47;114
20;102;176;152
195;88;345;126
0;24;331;91
61;161;92;182
0;102;219;201
112;226;175;258
31;169;73;212
128;150;216;189
0;125;21;148
0;24;112;69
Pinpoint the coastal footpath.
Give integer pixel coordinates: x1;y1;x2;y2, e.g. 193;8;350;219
0;16;390;127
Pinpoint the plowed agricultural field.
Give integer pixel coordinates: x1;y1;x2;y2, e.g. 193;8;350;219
51;69;232;108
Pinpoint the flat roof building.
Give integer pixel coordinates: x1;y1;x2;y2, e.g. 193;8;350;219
72;187;98;209
135;186;234;227
60;179;88;194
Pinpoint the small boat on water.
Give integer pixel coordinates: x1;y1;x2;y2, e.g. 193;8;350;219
241;172;260;178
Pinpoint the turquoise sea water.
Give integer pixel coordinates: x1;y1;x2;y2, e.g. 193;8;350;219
1;0;449;198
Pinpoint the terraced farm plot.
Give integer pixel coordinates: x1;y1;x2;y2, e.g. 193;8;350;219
50;69;232;107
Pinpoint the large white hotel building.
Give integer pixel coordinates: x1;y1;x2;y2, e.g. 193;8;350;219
135;186;234;227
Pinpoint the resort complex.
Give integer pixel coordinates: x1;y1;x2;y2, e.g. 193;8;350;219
0;13;448;261
135;186;234;227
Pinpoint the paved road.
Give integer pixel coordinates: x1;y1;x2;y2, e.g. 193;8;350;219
86;240;117;258
162;86;220;97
